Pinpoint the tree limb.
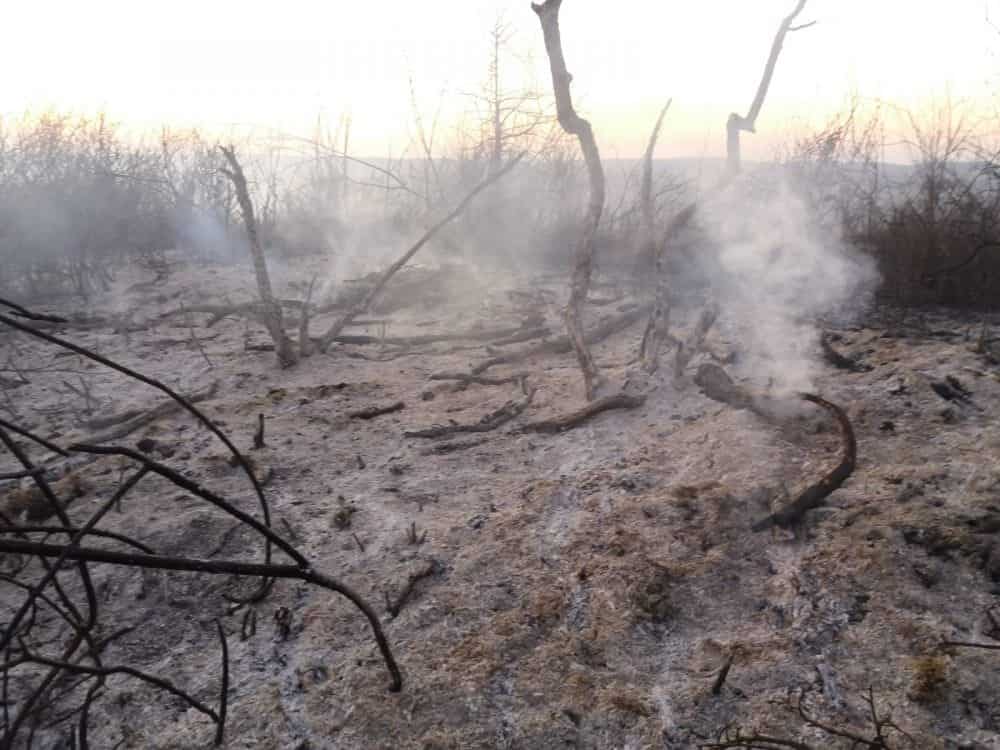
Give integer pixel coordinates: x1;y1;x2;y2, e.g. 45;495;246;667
533;0;606;400
726;0;811;176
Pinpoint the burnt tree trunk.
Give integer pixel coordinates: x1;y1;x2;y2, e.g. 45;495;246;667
640;202;696;372
219;146;298;367
726;0;811;177
533;0;606;400
637;100;672;275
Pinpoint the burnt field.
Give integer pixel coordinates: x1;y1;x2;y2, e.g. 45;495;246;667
3;1;1000;747
2;254;1000;748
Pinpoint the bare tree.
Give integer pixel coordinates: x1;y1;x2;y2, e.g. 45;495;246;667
532;0;606;400
638;100;673;271
726;0;814;177
641;1;813;373
218;145;297;367
467;13;554;166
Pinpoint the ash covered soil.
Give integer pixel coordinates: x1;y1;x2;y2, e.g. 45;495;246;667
4;254;1000;749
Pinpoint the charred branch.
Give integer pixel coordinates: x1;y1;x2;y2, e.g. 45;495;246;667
636;100;673;276
674;304;720;378
726;0;812;176
702;688;912;749
218;145;297;367
751;392;856;531
348;401;406;420
533;0;605;400
405;384;535;438
83;382;218;446
253;414;265;450
521;392;646;434
691;364;857;531
820;332;869;372
385;559;438;618
472;304;651;375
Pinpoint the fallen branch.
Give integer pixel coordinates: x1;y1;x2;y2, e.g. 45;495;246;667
472;304;651;375
84;382;218;445
941;640;1000;651
486;326;551;347
420;438;490;455
710;653;734;696
674;304;719;377
328;322;538;348
428;371;529;391
348;401;406;420
405;386;535;439
820;332;868;373
702;687;911;749
521;392;646;434
384;559;438;618
694;363;777;417
0;299;68;324
692;364;857;531
253;414;265;449
751;392;856;532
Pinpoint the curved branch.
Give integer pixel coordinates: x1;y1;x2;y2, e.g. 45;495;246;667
752;392;856;531
0;312;276;577
0;538;402;692
532;0;606;399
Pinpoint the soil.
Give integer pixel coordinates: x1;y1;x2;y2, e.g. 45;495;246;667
3;253;1000;749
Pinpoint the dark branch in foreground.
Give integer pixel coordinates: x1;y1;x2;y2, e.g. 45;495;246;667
0;300;403;747
0;537;401;692
521;392;646;434
751;392;856;531
692;363;856;532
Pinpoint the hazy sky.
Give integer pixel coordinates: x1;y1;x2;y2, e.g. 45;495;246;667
5;1;999;159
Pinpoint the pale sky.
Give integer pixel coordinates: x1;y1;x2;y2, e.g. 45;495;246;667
4;1;999;159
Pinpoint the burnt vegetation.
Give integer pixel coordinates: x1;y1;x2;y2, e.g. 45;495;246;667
2;1;1000;747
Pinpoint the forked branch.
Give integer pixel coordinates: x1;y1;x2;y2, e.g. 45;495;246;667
726;0;812;176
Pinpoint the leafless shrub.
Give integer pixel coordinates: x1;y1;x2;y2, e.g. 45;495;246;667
785;97;1000;307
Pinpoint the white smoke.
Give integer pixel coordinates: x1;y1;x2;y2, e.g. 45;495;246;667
688;168;879;392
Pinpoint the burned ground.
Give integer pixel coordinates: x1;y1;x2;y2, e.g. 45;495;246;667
2;255;1000;749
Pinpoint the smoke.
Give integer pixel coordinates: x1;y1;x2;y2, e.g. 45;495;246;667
678;168;880;393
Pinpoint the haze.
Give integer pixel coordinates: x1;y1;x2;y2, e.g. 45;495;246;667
4;1;998;159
